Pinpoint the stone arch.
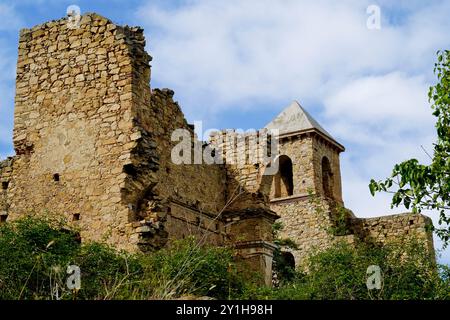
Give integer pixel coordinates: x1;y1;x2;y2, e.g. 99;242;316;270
281;251;295;270
273;251;296;283
258;155;295;199
274;155;293;198
321;156;333;198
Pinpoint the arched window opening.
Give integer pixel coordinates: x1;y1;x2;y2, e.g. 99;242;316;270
273;251;296;283
322;156;333;198
281;251;295;270
274;155;294;198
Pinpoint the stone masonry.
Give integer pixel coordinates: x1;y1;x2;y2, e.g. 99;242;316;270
0;13;434;285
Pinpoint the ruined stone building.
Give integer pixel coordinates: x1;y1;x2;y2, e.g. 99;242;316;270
0;13;434;285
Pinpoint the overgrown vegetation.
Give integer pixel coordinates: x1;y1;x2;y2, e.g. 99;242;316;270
0;216;449;300
0;216;244;300
271;221;299;284
247;241;450;300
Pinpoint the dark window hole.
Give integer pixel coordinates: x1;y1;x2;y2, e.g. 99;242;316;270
123;164;137;177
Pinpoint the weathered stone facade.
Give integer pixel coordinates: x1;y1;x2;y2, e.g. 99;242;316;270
0;13;434;284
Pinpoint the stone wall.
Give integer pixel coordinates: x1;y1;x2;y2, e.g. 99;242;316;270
271;196;434;267
350;213;435;253
270;196;355;266
9;14;148;250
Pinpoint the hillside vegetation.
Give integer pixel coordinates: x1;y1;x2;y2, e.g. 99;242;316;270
0;216;448;300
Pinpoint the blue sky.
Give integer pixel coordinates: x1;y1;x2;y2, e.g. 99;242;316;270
0;0;449;264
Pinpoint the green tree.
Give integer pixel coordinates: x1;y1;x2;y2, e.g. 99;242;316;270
369;50;450;245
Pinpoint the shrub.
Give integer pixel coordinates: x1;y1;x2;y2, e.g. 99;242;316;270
0;217;247;300
72;243;142;300
1;216;448;300
0;216;80;299
138;237;246;299
241;240;450;300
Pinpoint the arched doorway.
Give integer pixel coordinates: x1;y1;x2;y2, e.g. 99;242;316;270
273;251;296;283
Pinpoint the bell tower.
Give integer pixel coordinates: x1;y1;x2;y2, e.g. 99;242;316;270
264;101;345;203
260;101;346;267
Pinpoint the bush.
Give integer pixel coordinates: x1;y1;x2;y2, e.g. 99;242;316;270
1;216;449;300
0;216;246;300
139;237;245;299
0;216;80;299
241;240;450;300
72;243;142;300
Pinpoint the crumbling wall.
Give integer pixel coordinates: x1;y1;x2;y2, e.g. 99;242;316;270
350;213;434;253
272;196;435;267
132;87;228;246
6;12;268;255
8;12;230;251
208;129;272;211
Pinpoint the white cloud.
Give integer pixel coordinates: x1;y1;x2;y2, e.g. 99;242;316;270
324;72;431;123
136;0;450;113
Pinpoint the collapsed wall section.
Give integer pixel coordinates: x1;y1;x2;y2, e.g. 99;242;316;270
208;129;273;210
128;87;229;248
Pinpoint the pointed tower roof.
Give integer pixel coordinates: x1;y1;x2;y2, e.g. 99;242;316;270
265;101;344;151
